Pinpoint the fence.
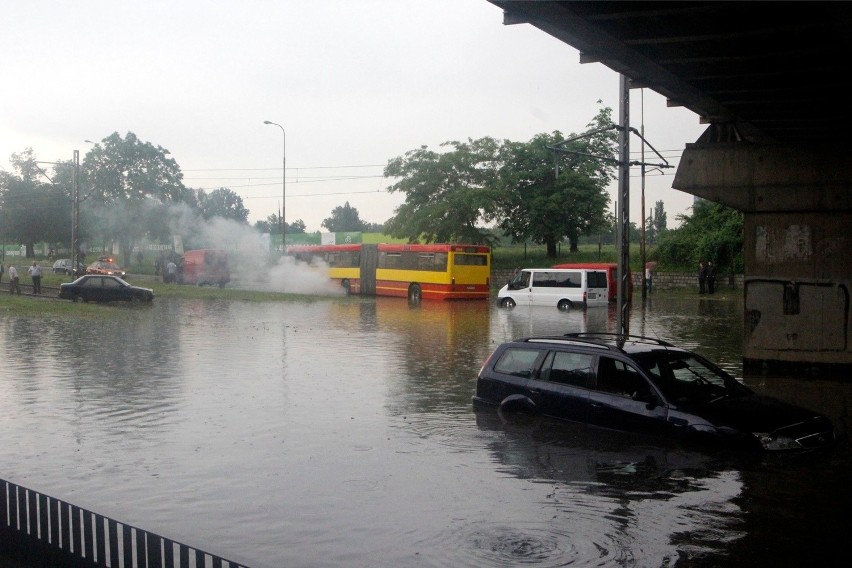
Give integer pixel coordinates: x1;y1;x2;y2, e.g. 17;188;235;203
1;478;250;568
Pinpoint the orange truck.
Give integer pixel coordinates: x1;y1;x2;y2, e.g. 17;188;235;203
181;249;230;288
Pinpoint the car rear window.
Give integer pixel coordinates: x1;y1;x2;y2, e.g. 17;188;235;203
493;348;541;378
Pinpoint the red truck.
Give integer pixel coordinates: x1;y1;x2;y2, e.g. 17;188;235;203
181;249;230;288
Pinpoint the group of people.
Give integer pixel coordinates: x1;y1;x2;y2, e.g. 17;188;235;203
0;260;42;295
698;260;717;294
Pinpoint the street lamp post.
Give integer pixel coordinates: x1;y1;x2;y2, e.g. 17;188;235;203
263;120;286;253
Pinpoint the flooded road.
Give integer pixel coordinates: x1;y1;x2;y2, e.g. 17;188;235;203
1;293;849;567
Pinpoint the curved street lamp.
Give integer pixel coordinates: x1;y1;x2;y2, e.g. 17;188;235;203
263;120;286;252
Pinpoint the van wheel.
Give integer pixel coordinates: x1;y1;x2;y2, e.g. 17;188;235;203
501;297;516;309
557;299;573;311
408;283;422;303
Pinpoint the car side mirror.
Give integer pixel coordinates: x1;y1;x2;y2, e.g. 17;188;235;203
633;390;659;408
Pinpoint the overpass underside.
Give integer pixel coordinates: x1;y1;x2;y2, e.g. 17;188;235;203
674;137;852;373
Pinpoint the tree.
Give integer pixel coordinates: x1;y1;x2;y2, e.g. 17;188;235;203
656;200;743;273
0;149;72;257
287;219;307;234
197;187;249;223
321;202;367;232
496;106;617;257
645;200;667;244
383;137;502;244
254;214;306;234
83;132;188;266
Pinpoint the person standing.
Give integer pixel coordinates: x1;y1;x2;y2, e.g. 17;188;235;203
698;261;707;294
166;260;177;283
28;261;42;294
8;265;20;294
706;260;716;294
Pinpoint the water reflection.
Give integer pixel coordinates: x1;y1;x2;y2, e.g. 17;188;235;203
0;293;848;568
472;411;748;566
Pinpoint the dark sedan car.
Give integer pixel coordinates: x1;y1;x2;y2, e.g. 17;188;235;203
59;275;154;304
473;332;838;452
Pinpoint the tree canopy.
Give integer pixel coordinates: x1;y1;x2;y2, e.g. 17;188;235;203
0;149;71;256
321;201;368;232
382;105;617;255
197;187;249;223
383;137;502;245
655;200;743;273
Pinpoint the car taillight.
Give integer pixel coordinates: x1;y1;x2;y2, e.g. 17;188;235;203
478;352;496;377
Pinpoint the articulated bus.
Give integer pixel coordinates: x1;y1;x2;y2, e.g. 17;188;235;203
286;243;491;301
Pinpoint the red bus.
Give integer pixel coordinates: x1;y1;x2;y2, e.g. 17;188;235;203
286;243;491;301
550;262;632;302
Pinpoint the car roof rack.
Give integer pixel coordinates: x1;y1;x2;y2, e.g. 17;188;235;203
563;332;674;348
520;336;618;351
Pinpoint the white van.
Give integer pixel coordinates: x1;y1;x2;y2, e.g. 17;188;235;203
497;268;608;310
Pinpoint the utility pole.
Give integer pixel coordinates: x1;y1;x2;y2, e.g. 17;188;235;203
640;88;647;300
72;150;80;273
616;75;630;339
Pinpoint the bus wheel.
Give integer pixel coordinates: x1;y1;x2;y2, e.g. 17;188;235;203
408;283;422;303
501;297;516;309
557;299;573;311
342;280;351;295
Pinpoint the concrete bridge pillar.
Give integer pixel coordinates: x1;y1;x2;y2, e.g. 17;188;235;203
674;141;852;372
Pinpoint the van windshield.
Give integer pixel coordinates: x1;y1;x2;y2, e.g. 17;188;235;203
508;270;531;289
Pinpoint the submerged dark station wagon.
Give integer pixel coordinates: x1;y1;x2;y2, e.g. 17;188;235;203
473;333;838;452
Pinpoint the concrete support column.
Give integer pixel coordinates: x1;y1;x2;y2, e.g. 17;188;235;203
674;141;852;371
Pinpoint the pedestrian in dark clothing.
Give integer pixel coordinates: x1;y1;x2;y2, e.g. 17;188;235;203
698;261;707;294
707;261;716;294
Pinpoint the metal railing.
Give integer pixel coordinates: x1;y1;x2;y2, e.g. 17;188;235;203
1;478;250;568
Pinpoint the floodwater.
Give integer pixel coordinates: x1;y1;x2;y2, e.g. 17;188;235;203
0;293;850;568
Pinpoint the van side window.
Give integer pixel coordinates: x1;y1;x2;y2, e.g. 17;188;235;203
532;271;581;288
493;348;541;378
595;356;650;398
540;351;593;387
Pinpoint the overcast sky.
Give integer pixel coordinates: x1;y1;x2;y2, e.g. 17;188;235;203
2;0;706;233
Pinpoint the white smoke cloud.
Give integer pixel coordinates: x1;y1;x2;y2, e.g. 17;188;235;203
166;204;344;296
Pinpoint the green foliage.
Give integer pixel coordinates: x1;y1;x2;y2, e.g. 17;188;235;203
655;200;743;272
254;213;306;234
321;201;367;232
494;105;618;257
382;105;617;254
384;137;502;245
197;187;249;223
82;133;188;265
646;200;667;244
0;149;72;255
